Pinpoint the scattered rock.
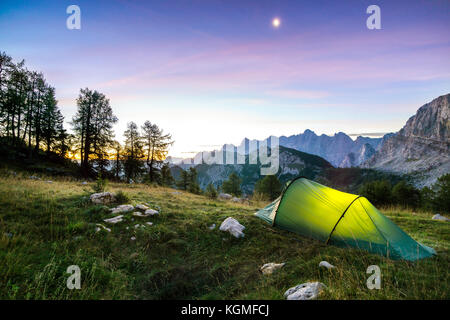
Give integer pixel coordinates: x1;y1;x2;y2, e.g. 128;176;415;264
134;224;142;229
46;181;53;183
432;214;449;221
29;176;41;180
218;193;232;200
208;224;216;230
231;197;243;203
95;224;111;233
130;236;136;241
90;192;116;204
144;209;159;216
135;204;149;211
81;181;88;185
219;217;245;238
130;253;139;259
146;222;153;226
171;191;181;195
133;212;146;217
260;262;285;275
284;282;326;300
133;209;158;217
110;204;134;214
103;215;124;224
319;261;335;270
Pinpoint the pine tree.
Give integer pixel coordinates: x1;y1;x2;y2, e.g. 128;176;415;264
222;172;242;197
123;122;144;183
71;88;117;176
254;175;282;200
141;121;173;183
161;162;174;186
188;167;201;194
177;169;190;191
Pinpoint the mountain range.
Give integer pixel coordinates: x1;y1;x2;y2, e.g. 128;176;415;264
363;94;449;187
168;93;449;189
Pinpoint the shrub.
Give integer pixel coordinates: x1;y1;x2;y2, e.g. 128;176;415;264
205;183;218;199
93;173;108;193
359;180;392;207
254;175;282;201
433;173;450;213
392;181;420;209
115;190;130;204
222;172;242;197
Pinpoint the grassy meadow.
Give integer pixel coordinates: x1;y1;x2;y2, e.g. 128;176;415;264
0;171;448;300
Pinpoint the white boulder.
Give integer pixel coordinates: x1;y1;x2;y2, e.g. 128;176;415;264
284;282;326;300
95;224;111;233
110;204;134;214
260;262;285;275
144;209;159;216
90;192;116;204
103;215;124;224
432;214;449;221
319;261;335;270
218;193;232;200
135;204;149;211
146;222;153;226
219;217;245;238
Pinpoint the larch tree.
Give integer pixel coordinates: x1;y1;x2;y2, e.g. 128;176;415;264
141;121;173;183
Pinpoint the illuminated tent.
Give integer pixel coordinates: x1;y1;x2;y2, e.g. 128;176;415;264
255;177;435;261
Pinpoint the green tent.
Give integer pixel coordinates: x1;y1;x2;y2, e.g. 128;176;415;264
255;177;435;261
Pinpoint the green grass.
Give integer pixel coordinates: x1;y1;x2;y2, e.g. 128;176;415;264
0;172;448;300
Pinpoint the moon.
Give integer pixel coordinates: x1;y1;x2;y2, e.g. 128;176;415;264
272;17;281;28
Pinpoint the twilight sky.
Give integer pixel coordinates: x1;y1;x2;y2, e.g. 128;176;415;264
1;0;449;157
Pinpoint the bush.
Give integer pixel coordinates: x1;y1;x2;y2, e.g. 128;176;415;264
254;175;282;201
222;172;242;197
359;180;392;207
115;190;130;204
392;181;420;209
92;173;108;193
205;183;218;199
433;174;450;213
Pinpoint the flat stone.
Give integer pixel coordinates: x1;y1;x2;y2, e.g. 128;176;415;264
110;204;134;214
95;224;111;233
144;209;159;216
135;204;149;211
90;192;116;204
260;262;285;275
319;261;335;269
432;214;449;221
218;193;232;200
103;215;124;224
284;282;326;300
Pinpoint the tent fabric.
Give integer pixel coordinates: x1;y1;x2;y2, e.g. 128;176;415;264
255;177;436;261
